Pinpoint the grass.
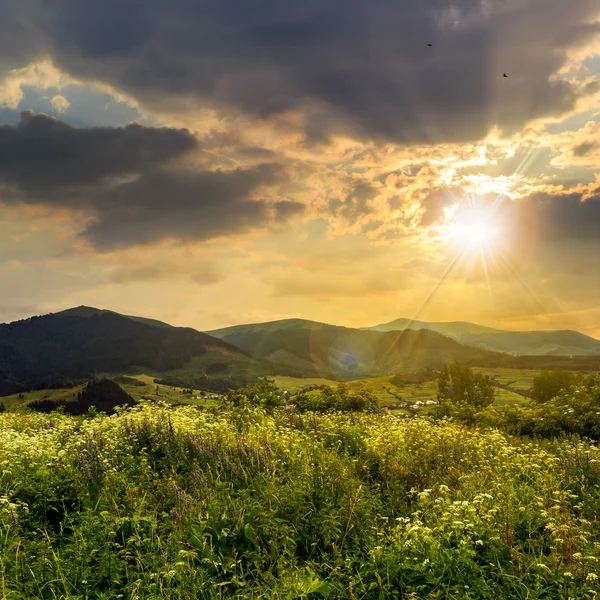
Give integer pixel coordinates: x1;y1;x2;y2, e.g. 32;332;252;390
273;367;535;410
0;403;599;598
1;374;223;411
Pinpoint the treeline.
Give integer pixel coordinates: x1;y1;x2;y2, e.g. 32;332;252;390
154;373;253;393
470;353;600;371
432;364;600;440
227;382;379;413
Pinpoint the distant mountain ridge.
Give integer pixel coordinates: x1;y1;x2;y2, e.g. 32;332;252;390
2;308;598;397
366;318;600;356
207;319;508;378
208;318;600;376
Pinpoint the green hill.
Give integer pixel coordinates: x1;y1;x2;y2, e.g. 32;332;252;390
209;319;600;377
0;310;283;395
208;320;511;379
367;318;600;356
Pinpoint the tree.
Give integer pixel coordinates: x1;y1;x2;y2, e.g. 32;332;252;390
531;369;581;404
226;382;284;411
293;384;379;413
437;363;495;409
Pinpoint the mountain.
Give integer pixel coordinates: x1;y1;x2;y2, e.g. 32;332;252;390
368;318;497;337
367;318;600;357
207;319;512;378
0;309;282;395
54;306;173;329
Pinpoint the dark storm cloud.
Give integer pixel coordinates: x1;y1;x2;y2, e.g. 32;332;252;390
0;111;197;193
0;113;301;249
4;0;599;144
572;141;598;157
81;163;298;250
274;200;306;221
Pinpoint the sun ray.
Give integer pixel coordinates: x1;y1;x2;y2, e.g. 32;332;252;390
480;248;493;298
496;250;549;315
408;246;466;323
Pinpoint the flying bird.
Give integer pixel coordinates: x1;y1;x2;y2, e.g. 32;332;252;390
503;73;508;77
427;43;433;47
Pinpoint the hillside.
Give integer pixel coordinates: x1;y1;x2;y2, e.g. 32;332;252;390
0;311;277;395
209;319;600;377
208;320;512;378
54;305;174;329
367;318;600;356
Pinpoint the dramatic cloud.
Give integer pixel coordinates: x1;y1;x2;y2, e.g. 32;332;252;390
0;113;305;249
82;164;304;249
0;0;598;334
0;111;197;193
1;0;598;144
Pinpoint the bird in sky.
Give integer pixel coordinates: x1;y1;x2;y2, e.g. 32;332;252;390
427;43;433;46
503;73;508;77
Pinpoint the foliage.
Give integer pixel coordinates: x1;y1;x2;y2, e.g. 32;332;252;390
436;362;496;409
531;368;583;403
0;404;600;598
226;382;286;410
496;374;600;439
434;372;600;441
293;383;380;413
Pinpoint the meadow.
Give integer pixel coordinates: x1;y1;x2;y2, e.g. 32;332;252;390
272;367;533;410
0;402;599;598
1;375;222;411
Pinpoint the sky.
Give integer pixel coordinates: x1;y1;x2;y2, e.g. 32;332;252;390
0;0;599;337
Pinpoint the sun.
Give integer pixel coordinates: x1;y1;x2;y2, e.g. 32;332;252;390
446;207;500;250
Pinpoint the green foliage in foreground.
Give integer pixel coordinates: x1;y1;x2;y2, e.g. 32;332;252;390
0;404;600;598
433;367;600;439
531;369;584;404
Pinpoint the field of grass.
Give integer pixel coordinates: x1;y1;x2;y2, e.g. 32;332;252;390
0;403;599;598
1;374;223;411
273;367;534;410
0;384;89;408
474;367;540;389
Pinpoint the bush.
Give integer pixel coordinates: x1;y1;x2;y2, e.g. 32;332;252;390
531;368;582;403
1;404;600;597
436;363;495;409
226;382;285;410
293;383;380;413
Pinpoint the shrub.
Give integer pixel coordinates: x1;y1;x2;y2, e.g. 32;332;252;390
293;383;380;413
531;368;582;403
435;362;495;411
